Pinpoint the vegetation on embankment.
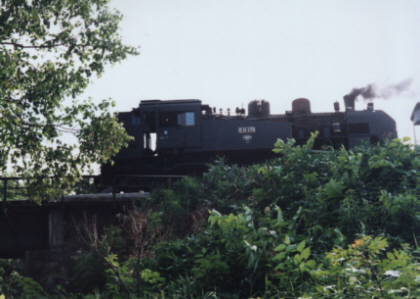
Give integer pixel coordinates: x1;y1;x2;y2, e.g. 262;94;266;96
1;134;420;298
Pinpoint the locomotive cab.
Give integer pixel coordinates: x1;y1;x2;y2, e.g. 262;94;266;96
139;100;203;156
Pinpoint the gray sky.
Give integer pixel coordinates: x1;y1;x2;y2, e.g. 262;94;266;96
83;0;420;140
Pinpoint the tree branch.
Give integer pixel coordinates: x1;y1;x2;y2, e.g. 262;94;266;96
1;41;68;49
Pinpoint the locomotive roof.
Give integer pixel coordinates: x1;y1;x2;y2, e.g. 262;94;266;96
140;99;201;106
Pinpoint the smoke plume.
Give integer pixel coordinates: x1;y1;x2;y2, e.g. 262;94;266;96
379;78;413;99
347;78;413;101
343;78;413;110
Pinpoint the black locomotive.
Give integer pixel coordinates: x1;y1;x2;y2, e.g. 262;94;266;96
100;95;397;190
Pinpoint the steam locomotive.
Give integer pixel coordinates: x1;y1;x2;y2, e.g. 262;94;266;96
100;95;397;190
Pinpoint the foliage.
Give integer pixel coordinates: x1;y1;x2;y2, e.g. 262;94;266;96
71;218;131;296
0;0;138;201
314;235;420;298
135;135;419;298
69;253;106;294
103;254;135;298
257;135;420;250
0;259;48;299
2;135;419;297
140;268;166;293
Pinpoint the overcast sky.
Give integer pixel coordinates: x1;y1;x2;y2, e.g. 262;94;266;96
82;0;420;140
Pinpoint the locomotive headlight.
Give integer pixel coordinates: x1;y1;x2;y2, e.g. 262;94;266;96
332;123;341;133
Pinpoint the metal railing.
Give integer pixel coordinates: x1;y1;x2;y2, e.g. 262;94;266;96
1;177;28;211
0;175;98;211
1;174;186;211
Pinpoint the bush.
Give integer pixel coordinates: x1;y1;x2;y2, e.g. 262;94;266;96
4;135;419;298
137;136;419;298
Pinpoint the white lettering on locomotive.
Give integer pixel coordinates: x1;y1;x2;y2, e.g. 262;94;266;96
238;126;256;134
242;135;252;143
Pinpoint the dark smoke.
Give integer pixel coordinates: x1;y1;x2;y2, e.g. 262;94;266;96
344;78;413;110
347;78;413;101
380;78;413;99
348;84;377;100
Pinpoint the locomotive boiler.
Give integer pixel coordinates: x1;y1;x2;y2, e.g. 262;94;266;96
100;95;397;190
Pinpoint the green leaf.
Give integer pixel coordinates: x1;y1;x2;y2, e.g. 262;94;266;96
306;259;316;269
324;179;345;198
286;244;297;252
294;254;302;265
296;240;306;253
273;252;287;261
386;252;395;260
274;244;287;252
301;247;310;259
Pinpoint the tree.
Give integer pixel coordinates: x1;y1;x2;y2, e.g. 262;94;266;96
0;0;139;199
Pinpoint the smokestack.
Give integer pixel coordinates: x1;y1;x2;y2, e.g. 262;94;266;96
343;84;376;111
343;94;355;111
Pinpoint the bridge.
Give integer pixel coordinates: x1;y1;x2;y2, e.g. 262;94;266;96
0;193;149;258
0;174;185;289
0;174;183;259
0;192;149;289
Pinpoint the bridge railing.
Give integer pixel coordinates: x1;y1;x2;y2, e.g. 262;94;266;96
1;174;185;210
0;176;99;210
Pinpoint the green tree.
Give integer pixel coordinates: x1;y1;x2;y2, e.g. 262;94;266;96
0;0;138;199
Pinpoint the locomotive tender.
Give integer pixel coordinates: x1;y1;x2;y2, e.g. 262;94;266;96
101;95;397;187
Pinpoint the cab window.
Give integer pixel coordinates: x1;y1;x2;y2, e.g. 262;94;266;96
177;112;195;127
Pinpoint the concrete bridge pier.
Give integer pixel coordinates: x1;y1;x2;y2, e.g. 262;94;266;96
24;207;77;291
